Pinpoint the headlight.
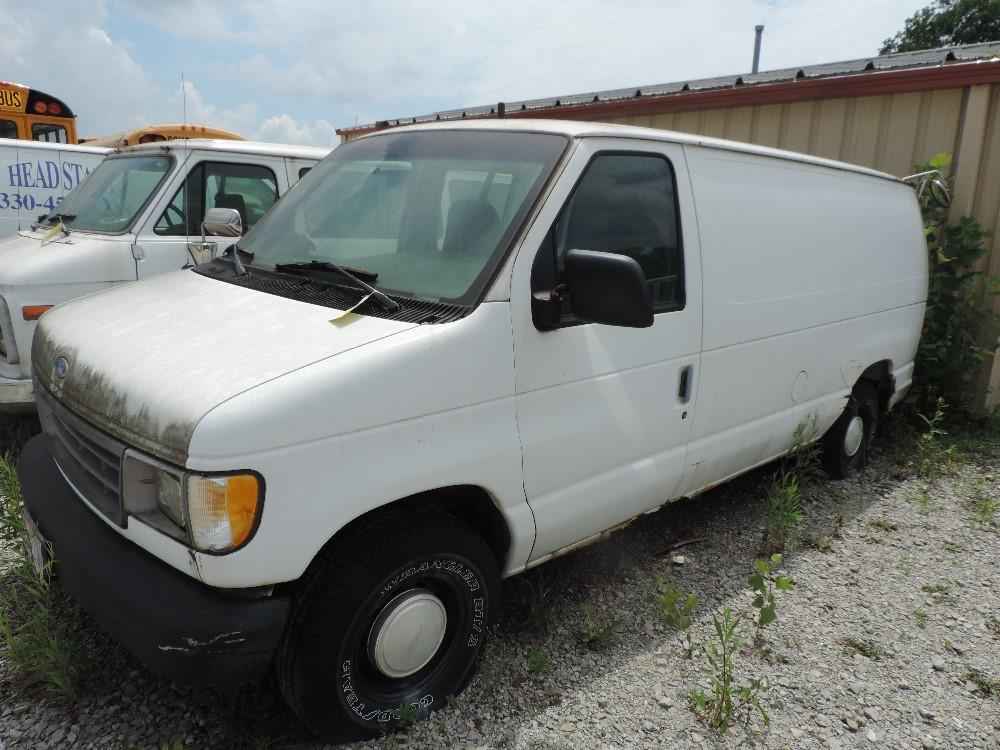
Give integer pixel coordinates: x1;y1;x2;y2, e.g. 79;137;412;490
122;450;262;552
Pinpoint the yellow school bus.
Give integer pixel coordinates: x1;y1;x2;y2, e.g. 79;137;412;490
81;124;245;148
0;81;79;143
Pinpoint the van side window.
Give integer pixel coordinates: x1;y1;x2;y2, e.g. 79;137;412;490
155;162;279;236
0;120;18;139
552;153;683;318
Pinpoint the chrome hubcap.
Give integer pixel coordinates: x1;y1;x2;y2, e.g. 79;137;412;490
368;589;447;679
844;415;865;457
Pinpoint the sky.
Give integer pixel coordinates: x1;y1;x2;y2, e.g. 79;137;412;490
0;0;926;147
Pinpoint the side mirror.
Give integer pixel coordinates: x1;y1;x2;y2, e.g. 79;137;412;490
564;248;653;328
202;207;242;237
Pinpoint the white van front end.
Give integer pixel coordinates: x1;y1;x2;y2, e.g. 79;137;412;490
0;230;136;409
0;140;327;411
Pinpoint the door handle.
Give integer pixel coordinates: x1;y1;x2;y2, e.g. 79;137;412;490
678;365;693;403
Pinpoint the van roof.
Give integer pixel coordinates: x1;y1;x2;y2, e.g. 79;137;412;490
120;139;332;160
1;140;111;156
359;119;899;182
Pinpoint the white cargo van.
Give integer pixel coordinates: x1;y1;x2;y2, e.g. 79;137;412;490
0;139;110;237
19;121;926;743
0;139;328;409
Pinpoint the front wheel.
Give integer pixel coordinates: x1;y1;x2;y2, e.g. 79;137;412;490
823;381;879;479
278;508;500;744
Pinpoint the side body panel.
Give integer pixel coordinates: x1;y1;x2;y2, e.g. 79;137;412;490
509;137;704;562
0;142;108;237
678;145;926;495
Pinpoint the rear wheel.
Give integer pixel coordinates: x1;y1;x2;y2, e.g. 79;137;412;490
823;381;879;479
278;508;500;744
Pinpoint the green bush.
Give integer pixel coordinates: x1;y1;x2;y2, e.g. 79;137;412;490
909;154;999;417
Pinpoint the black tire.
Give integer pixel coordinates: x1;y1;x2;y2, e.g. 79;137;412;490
823;380;879;479
278;508;500;744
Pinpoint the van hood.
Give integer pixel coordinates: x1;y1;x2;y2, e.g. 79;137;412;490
0;230;135;286
33;269;417;465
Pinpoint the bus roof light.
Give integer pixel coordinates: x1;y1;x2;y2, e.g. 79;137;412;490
32;101;47;114
47;102;61;115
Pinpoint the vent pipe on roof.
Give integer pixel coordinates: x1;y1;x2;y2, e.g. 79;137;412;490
752;25;765;73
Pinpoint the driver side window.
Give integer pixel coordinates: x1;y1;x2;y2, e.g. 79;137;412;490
154;162;279;236
544;153;684;321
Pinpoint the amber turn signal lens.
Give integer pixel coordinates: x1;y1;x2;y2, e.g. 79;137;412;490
187;473;262;551
22;305;53;321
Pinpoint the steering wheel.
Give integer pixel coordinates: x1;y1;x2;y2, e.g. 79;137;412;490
159;204;187;232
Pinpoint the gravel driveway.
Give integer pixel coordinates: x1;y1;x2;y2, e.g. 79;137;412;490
1;432;998;750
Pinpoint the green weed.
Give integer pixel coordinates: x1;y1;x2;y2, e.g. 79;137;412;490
868;517;898;532
748;554;794;648
921;583;950;595
0;454;83;698
576;602;623;649
964;668;1000;700
526;647;552;674
838;637;886;660
688;608;768;734
659;585;698;656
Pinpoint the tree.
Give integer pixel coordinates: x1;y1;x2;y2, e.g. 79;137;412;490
880;0;1000;54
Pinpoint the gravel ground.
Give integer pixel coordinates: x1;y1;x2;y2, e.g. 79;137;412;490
1;427;998;750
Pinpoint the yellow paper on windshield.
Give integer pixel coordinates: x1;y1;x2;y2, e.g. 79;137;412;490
39;221;64;246
329;293;372;326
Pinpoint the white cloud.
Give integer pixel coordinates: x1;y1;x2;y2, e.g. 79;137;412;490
254;114;340;147
0;0;155;136
166;80;258;136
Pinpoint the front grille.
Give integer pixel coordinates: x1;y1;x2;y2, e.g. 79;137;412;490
37;386;127;526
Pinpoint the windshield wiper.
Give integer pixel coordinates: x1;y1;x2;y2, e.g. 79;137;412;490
273;260;400;313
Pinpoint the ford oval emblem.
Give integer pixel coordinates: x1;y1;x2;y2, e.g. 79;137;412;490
54;357;69;379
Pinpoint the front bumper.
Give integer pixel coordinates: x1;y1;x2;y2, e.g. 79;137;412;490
0;376;34;412
18;434;290;684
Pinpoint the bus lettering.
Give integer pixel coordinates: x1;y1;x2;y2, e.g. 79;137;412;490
0;89;23;110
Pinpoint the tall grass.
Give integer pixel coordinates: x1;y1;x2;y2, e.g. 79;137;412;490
0;415;82;698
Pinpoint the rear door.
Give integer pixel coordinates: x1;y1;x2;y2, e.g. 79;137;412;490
510;138;703;561
134;154;286;279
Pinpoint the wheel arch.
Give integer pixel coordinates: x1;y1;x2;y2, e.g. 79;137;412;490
292;485;513;589
858;359;895;412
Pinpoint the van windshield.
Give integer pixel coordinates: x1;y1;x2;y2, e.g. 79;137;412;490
240;130;567;305
41;154;173;234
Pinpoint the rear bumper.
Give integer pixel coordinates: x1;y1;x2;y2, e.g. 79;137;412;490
18;434;290;684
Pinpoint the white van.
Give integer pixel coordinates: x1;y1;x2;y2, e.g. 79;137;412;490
0;139;328;409
19;121;925;743
0;139;110;237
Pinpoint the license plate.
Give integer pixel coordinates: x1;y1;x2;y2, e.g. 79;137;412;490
21;508;50;578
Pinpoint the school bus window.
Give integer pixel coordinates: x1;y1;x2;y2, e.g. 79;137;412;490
0;120;17;140
32;123;68;143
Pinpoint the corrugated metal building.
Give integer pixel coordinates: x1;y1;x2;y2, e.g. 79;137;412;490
338;42;1000;409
